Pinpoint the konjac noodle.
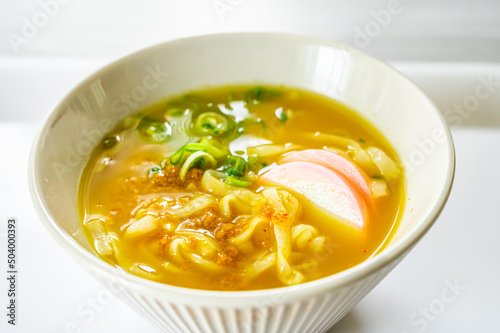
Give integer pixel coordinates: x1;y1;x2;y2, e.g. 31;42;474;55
79;86;404;291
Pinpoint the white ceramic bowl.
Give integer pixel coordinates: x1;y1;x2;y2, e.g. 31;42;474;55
29;33;455;333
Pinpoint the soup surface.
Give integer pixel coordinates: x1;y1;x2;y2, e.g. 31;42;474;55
79;86;404;291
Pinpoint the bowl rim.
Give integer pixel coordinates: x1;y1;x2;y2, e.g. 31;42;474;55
28;32;455;306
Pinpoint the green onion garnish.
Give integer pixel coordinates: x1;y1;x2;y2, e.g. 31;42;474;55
202;122;215;130
165;107;189;118
148;167;162;178
247;156;267;172
275;107;288;123
193;111;230;136
135;117;171;143
225;175;251;188
258;119;267;130
200;137;229;160
102;136;118;149
179;152;217;181
169;143;208;165
223;156;247;177
243;86;281;105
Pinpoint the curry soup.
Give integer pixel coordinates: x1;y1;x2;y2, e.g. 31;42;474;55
79;86;404;291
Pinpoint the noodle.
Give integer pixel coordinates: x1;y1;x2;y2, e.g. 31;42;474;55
79;85;404;290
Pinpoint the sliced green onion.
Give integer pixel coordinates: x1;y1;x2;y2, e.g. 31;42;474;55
135;117;172;143
166;100;194;115
244;86;281;105
102;136;118;149
247;156;267;172
258;119;267;130
245;119;267;131
225;175;251;188
200;137;229;160
165;107;189;118
169;143;208;165
179;151;217;181
194;111;230;136
148;167;162;178
275;107;288;123
223;156;247;177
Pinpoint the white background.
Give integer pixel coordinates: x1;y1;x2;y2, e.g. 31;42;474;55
0;1;499;333
1;0;500;62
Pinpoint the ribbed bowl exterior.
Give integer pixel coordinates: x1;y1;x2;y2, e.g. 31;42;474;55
95;254;403;333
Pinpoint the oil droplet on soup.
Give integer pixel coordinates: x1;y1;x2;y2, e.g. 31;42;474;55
79;86;404;291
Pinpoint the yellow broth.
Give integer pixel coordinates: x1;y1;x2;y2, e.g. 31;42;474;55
79;86;404;291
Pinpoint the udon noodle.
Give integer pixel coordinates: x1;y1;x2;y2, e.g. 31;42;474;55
79;86;404;290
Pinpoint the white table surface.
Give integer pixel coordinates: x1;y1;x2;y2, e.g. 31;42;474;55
0;58;499;333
